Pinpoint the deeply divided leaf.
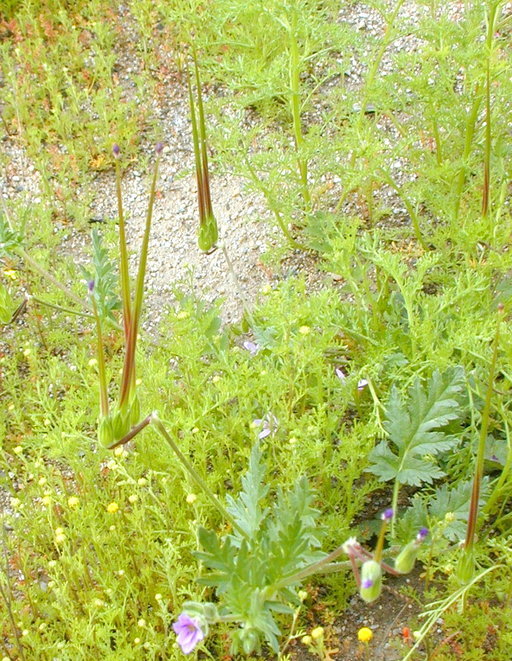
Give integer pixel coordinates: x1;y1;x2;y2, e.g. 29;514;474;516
368;367;465;487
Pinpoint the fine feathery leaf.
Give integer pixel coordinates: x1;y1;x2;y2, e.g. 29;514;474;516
81;229;121;325
0;212;24;259
265;476;323;581
225;445;270;541
367;367;465;487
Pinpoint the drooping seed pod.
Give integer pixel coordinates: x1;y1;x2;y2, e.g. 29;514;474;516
394;528;429;574
359;560;383;603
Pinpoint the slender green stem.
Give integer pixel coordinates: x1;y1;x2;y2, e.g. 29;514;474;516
29;295;94;319
275;544;347;589
90;294;109;417
373;519;389;563
151;414;249;540
453;85;483;219
241;147;307;249
390;480;400;539
402;566;501;661
289;9;310;207
432;113;443;166
482;63;491;219
19;249;87;309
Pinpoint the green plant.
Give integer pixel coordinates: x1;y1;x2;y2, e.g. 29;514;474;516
367;368;466;536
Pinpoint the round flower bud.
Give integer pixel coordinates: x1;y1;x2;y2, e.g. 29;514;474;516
358;627;373;643
311;627;324;640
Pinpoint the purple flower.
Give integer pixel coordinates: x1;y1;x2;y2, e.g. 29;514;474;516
253;413;278;439
112;144;120;158
243;340;260;356
173;613;205;654
381;508;394;522
335;367;347;381
357;378;369;391
417;527;429;541
155;141;164;154
87;280;95;293
361;578;374;589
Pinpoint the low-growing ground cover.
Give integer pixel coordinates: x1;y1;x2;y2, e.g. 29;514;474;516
0;1;511;659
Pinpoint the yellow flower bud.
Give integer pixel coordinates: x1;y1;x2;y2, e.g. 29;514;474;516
358;627;373;643
106;502;119;514
311;627;324;640
67;496;80;508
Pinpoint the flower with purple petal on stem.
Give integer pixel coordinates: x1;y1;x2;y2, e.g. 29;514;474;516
357;378;369;391
173;613;205;654
253;413;278;439
335;367;347;381
381;508;394;522
417;527;429;542
243;340;260;356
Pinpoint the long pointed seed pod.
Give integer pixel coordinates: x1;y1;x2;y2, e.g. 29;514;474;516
118;143;163;415
188;51;218;252
113;144;132;340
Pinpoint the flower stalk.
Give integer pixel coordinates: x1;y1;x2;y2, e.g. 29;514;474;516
151;414;248;540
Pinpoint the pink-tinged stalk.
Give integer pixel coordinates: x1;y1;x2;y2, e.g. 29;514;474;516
464;306;502;553
113;145;132;340
119;145;162;409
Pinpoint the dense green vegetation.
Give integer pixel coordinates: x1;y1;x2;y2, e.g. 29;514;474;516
0;0;511;659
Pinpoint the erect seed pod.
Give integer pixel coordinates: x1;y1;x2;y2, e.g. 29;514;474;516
112;408;130;441
129;394;140;427
97;415;114;447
